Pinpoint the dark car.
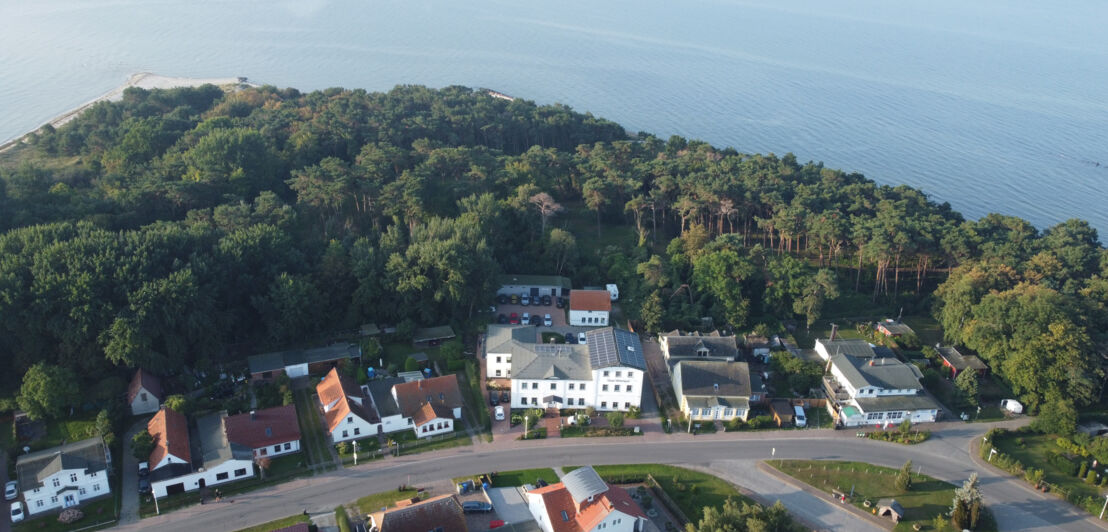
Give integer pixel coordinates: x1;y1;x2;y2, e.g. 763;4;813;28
497;313;508;324
499;390;509;403
489;394;499;407
529;314;541;326
496;294;508;304
541;294;552;306
463;501;494;513
564;332;575;344
556;297;566;308
138;477;151;495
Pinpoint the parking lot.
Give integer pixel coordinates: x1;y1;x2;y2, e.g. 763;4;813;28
462;486;541;532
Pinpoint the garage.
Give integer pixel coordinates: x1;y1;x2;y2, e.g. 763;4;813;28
165;483;185;496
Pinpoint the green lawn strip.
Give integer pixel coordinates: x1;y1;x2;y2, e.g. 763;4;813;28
901;315;944;347
392;432;471;456
354;488;420;516
13;495;117;532
463;361;492;433
452;468;559;488
293;388;329;465
561;426;642;438
991;432;1102;502
769;460;995;532
540;332;565;343
232;513;310;532
566;464;754;523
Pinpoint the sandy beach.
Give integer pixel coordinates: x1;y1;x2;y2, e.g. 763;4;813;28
0;72;256;152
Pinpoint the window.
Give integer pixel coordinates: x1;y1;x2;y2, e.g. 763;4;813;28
603;371;609;377
79;488;86;495
602;385;608;392
93;483;100;492
70;473;78;482
260;448;268;456
626;386;632;393
36;501;43;508
342;430;349;438
531;382;538;390
550;383;556;390
141;392;148;401
568;383;574;390
216;472;229;481
284;442;292;450
274;444;281;452
578;398;585;406
614;385;620;392
624;402;631;409
347;416;353;424
53;479;60;488
496;356;501;363
579;384;585;391
561;510;570;522
354;428;361;436
616;371;621;378
51;496;58;503
531;397;537;405
495;370;502;377
601;402;607;408
235;468;247;477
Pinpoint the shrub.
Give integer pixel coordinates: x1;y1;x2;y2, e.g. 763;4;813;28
606;412;625;429
404;356;420;372
1047;452;1079;476
336;442;350;455
1085;469;1097;484
627;405;641;419
1078;462;1088;479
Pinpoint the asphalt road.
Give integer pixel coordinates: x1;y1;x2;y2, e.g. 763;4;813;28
108;420;1107;532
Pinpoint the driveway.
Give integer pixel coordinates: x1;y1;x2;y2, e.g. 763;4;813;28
118;418;148;525
1;448;9;532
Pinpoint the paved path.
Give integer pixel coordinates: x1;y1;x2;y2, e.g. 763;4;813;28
118;419;147;524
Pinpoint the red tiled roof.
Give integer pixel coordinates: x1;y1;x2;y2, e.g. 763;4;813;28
128;368;163;404
374;494;467;532
528;482;645;532
570;290;611;312
317;368;377;432
412;402;454;427
392;375;463;418
147;407;190;467
224;405;301;450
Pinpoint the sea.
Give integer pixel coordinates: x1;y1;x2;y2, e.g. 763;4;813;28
2;0;1106;233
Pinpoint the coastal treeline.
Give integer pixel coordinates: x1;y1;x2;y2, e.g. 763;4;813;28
0;84;1103;417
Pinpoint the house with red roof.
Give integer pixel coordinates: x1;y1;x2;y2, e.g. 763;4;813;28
317;368;381;442
147;407;191;471
146;407;256;498
391;375;464;438
128;368;164;416
569;290;612;327
526;466;646;532
367;493;468;532
224;405;301;459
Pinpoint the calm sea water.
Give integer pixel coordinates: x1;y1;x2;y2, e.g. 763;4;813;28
2;0;1106;233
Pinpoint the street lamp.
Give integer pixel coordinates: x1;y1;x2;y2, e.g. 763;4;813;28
1100;494;1108;520
988;448;997;462
353;440;359;466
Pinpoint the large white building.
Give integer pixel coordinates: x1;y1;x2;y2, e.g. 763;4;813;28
487;325;645;412
672;360;761;423
821;345;942;427
527;466;646;532
147;408;256;498
16;438;111;516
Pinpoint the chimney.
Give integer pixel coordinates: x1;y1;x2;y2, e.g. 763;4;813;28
250;410;256;421
829;324;838;341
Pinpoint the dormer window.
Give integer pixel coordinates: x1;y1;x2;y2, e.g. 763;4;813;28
697;347;709;357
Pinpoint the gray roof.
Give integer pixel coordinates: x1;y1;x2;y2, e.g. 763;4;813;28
367;377;406;417
876;498;905;517
878;320;915;336
195;412;252;469
832;354;923;391
499;274;571;289
413;326;456;343
855;394;941;413
249;343;361;374
673;360;752;400
587;328;646;370
661;333;738;360
512;344;593;380
485;325;536;353
562;466;608;503
937;346;988;371
817;338;877;359
15;438;108;492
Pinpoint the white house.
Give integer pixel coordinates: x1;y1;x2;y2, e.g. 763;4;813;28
672;360;760;423
659;330;739;363
527;466;646;532
814;338;879;361
486;325;536;379
366;377;413;434
569;290;611;326
824;353;941;427
317;368;380;442
127;368;163;416
504;327;645;412
391;375;465;438
16;438;111;516
223;405;301;459
148;411;256;498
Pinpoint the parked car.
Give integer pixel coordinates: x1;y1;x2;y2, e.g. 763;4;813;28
530;314;541;326
138;461;149;478
509;312;520;324
543;314;552;326
556;297;565;308
578;332;587;344
463;501;494;513
541;294;552;306
497;313;508;324
497;294;508;304
138;477;152;495
4;481;17;501
499;390;509;403
521;294;530;306
10;501;24;523
489;394;499;407
522;312;530;325
494;405;505;421
510;294;519;304
564;332;576;344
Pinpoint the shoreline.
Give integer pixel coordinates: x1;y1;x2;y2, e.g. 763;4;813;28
0;72;258;153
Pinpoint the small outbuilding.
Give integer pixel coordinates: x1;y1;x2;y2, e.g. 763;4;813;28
876;498;905;523
876;319;914;337
412;325;456;346
128;368;164;416
770;400;794;427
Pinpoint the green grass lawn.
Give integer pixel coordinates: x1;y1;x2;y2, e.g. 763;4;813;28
233;514;310;532
381;342;442;369
13;495;117;532
992;432;1102;502
540;332;565;344
567;464;753;523
292;388;331;466
902;315;944;347
791;319;865;348
139;455;313;518
770;460;995;532
452;468;559;488
355;488;420;516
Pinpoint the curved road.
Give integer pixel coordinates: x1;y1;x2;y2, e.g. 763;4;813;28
113;420;1106;532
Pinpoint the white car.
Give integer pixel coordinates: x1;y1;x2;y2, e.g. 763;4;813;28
522;312;530;325
10;501;24;523
543;314;552;327
578;332;587;344
4;481;17;501
494;405;505;421
520;294;530;306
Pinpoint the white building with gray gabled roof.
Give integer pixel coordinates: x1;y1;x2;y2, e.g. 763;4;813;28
493;325;645;412
824;353;941;427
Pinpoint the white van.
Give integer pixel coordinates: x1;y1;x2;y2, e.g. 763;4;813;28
793;406;807;427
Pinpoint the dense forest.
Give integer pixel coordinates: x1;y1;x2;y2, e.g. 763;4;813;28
0;84;1104;420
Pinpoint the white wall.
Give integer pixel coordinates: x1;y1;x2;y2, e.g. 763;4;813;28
592;510;639;532
413;418;453;438
25;469;110;515
330;415;379;442
286;363;309;378
527;492;555;532
592;368;642;411
682;400;748;422
512;379;591;409
151;459;255;498
379;413;411;434
487;351;513;379
130;389;160;416
152;452;189;471
252;439;300;459
569;310;608;327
